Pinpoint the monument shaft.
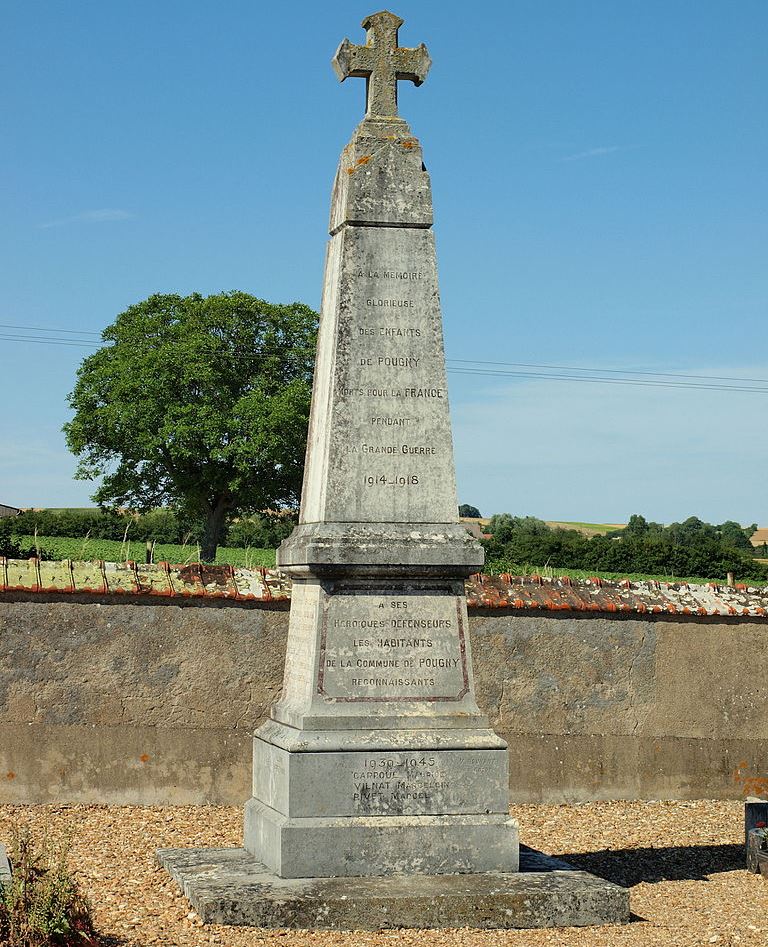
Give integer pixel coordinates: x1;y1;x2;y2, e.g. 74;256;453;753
244;13;518;879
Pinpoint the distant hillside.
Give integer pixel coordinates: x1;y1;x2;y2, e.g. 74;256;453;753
751;528;768;551
460;517;623;538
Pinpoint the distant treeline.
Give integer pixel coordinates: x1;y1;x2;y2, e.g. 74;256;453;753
3;508;765;583
482;514;767;583
4;508;295;550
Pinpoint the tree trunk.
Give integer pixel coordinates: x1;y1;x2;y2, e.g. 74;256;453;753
199;497;229;562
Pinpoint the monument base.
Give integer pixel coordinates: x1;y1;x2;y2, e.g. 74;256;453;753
156;846;630;930
244;800;519;877
243;721;518;877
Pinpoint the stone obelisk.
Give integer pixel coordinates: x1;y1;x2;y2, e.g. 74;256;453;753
159;13;630;928
243;10;518;878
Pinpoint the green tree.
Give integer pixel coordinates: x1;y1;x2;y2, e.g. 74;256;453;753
717;520;756;552
0;519;48;559
622;513;648;536
458;504;482;519
64;292;318;561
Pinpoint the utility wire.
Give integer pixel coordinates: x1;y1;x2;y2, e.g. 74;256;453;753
0;322;102;337
451;358;768;387
0;333;103;348
448;366;768;393
2;324;768;394
2;320;767;384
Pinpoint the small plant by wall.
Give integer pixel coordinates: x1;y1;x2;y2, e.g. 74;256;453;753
0;825;96;946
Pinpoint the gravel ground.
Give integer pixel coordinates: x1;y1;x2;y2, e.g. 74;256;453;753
0;800;763;947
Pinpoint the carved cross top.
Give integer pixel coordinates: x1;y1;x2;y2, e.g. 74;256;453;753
332;11;431;119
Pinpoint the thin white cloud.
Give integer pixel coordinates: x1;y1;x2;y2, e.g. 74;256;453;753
561;146;621;162
39;208;135;229
451;366;768;525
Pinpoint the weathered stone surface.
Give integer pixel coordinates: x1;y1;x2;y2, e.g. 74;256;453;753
239;11;517;883
0;600;285;732
471;614;657;740
328;122;433;231
277;523;481;573
244;802;519;878
156;845;629;929
268;579;490;732
332;12;431;121
254;718;505;751
0;599;276;805
7;599;768;804
746;827;768;874
745;798;768;860
296;213;460;533
0;843;10;886
251;740;510;817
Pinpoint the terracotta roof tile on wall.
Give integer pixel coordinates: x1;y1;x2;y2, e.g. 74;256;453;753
0;558;290;601
1;558;767;617
465;573;768;618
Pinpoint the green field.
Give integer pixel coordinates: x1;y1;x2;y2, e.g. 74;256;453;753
19;535;743;584
39;507;100;514
14;524;764;586
18;535;276;569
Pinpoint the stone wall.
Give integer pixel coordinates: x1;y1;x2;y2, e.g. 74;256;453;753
1;588;766;804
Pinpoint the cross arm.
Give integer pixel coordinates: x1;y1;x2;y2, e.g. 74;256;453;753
393;45;432;86
332;39;376;82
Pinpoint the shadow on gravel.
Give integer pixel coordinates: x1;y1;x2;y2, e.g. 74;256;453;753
559;843;744;886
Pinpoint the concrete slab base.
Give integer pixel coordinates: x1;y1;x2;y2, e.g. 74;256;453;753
156;845;630;930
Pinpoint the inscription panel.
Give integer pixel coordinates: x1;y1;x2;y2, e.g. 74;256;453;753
317;590;469;702
253;740;510;818
351;752;450;812
320;225;458;523
345;750;505;815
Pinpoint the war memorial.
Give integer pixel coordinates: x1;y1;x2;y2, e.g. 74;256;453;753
159;11;629;929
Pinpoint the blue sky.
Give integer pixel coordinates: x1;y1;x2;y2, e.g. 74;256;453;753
2;0;766;524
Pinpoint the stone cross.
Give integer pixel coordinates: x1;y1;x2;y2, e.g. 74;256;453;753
332;11;431;119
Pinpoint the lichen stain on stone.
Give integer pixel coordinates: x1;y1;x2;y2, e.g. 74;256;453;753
734;760;768;797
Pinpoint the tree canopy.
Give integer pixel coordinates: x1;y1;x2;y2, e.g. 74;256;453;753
482;513;764;583
458;504;482;519
0;518;43;560
64;292;318;561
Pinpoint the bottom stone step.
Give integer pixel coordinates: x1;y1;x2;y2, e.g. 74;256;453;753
244;799;520;877
156;845;630;930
